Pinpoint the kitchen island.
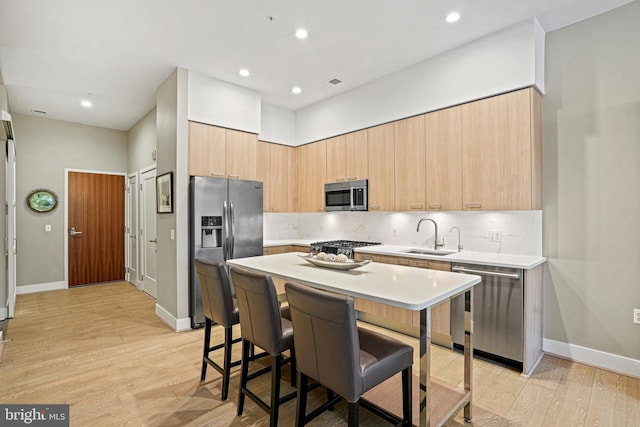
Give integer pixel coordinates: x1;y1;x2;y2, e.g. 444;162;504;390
227;252;481;427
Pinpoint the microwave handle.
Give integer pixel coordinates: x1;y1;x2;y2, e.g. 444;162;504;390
350;188;355;210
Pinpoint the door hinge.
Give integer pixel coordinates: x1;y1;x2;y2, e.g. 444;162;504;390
140;183;143;192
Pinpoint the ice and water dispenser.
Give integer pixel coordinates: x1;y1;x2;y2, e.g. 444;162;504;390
201;216;222;248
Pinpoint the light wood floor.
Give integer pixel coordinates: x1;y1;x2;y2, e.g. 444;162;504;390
1;282;638;426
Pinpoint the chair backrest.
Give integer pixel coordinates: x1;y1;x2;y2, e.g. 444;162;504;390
230;266;284;355
284;282;362;401
194;258;235;327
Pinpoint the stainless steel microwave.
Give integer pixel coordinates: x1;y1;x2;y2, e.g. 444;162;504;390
324;179;368;211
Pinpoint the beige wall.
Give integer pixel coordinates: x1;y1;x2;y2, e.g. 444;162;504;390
13;114;127;286
127;108;157;173
543;1;640;360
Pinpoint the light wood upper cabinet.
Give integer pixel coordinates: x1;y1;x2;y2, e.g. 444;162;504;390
425;106;462;211
326;135;347;183
257;141;296;212
395;115;426;211
461;88;541;210
326;130;368;183
225;128;257;180
189;121;225;177
345;130;368;181
297;140;326;212
367;123;395;211
189;121;257;180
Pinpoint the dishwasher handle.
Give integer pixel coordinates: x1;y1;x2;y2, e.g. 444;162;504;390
452;266;520;280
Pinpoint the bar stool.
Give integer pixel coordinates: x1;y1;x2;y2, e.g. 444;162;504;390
285;282;413;426
230;266;297;427
194;258;244;401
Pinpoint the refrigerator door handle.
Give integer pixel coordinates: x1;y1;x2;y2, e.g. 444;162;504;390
223;200;229;261
229;202;235;258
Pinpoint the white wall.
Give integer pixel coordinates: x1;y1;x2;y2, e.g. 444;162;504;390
127;108;157;173
264;211;542;257
187;71;261;133
259;103;296;145
295;19;544;145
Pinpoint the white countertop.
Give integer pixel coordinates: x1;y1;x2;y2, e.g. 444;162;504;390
262;240;546;269
356;245;546;269
227;252;481;310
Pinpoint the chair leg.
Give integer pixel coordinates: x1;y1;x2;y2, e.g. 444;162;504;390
295;371;308;427
270;355;282;427
327;389;335;411
201;318;212;380
237;339;250;416
290;347;297;388
347;402;359;427
220;326;233;401
402;367;412;426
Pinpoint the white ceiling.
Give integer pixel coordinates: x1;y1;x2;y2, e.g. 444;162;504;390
0;0;633;131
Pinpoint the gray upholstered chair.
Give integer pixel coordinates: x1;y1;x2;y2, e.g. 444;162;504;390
194;258;242;401
285;282;413;426
230;266;297;427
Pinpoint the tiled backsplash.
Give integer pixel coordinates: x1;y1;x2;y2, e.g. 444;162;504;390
264;211;542;256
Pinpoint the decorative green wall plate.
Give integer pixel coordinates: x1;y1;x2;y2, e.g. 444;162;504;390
27;189;57;212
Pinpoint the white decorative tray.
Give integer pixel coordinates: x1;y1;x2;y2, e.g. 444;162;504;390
298;254;371;271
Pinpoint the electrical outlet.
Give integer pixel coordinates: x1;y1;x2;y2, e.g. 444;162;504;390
634;308;640;325
45;224;51;232
490;230;502;242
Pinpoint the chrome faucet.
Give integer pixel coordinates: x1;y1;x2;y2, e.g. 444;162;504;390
450;226;463;252
416;217;444;250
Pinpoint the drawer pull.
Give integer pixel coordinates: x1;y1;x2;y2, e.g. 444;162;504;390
228;174;240;179
212;172;224;177
347;177;358;181
369;205;380;210
410;204;424;209
465;203;482;209
428;204;442;209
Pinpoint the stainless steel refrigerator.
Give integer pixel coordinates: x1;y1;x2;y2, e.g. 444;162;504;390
189;176;263;328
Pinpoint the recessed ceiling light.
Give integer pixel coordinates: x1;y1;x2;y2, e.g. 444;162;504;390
446;11;461;23
295;29;308;39
239;68;250;77
291;86;302;94
81;100;92;108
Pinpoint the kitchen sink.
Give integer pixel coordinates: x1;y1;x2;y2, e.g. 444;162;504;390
401;248;455;256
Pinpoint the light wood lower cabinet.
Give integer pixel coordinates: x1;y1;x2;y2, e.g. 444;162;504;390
354;253;452;346
263;245;310;294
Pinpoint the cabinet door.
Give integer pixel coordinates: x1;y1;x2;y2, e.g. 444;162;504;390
425;106;462;211
461;88;533;210
326;135;347;183
345;129;368;181
297;140;327;212
269;144;291;212
367;123;395;211
226;129;257;180
395;115;426;211
188;121;225;177
256;141;270;211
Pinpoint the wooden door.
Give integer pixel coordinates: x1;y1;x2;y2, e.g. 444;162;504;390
367;123;395;211
326;135;346;183
297;140;326;212
425;106;463;211
188;121;225;177
345;129;368;181
226;128;257;180
68;172;125;286
461;88;533;210
395;115;426;211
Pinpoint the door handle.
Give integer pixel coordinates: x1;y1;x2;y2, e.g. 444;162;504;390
148;238;157;243
70;227;83;236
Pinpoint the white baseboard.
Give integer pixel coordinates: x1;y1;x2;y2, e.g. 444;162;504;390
16;281;67;295
543;338;640;378
155;303;192;332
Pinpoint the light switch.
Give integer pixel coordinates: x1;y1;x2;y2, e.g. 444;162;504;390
170;229;175;240
45;224;52;232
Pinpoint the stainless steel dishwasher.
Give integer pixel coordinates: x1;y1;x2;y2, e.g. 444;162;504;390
451;263;524;369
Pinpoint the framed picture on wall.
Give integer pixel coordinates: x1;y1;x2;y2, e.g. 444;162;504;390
156;172;173;214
